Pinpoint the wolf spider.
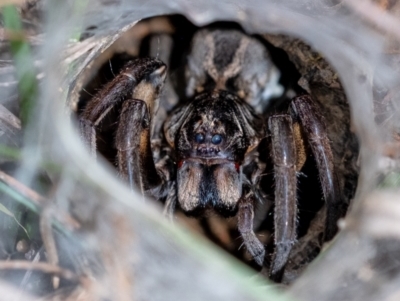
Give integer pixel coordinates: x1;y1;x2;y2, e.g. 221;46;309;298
78;28;342;280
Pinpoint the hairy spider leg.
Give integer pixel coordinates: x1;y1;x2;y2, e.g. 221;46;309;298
291;95;341;242
237;187;266;266
116;99;162;192
266;95;342;281
79;58;167;193
268;115;298;281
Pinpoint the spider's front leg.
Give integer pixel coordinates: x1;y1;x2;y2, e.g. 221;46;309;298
268;115;298;280
79;58;167;193
290;95;341;241
267;94;341;280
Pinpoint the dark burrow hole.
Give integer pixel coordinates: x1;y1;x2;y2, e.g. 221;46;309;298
76;14;356;283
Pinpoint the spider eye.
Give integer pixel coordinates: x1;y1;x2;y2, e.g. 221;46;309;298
195;133;205;143
211;134;222;145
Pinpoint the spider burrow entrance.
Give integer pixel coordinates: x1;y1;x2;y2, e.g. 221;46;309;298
73;15;359;284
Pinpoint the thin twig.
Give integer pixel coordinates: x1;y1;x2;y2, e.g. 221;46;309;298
0;260;78;281
40;207;60;289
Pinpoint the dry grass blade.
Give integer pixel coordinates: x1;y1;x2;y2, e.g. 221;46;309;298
0;104;21;130
0;169;80;230
0;169;45;204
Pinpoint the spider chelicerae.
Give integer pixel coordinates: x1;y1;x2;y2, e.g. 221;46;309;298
78;24;343;281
